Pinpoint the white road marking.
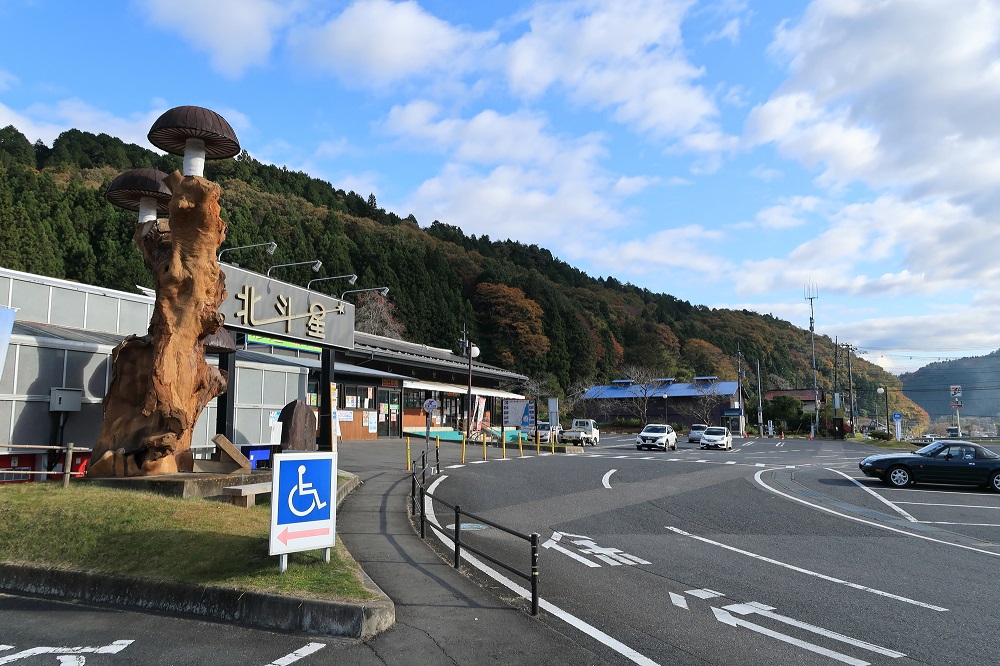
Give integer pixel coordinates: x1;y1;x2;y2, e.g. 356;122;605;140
755;468;1000;561
922;521;1000;527
0;641;133;665
894;501;1000;509
725;602;905;658
828;468;917;522
685;588;724;599
445;464;465;469
669;592;688;609
602;469;616;489
725;461;737;465
666;526;947;611
470;460;489;464
755;463;766;467
0;648;10;653
712;608;868;666
264;643;327;666
426;477;660;666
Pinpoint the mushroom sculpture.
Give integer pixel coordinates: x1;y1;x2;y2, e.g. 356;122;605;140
147;105;240;177
104;168;172;223
88;107;238;478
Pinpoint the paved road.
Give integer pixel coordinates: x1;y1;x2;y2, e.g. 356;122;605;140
4;436;1000;665
426;435;1000;665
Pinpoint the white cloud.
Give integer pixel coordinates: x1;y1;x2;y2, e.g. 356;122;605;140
754;195;820;229
140;0;297;78
0;98;161;147
505;0;731;149
288;0;495;87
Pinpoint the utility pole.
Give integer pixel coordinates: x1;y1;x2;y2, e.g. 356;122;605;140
842;343;858;433
756;358;763;436
805;282;819;437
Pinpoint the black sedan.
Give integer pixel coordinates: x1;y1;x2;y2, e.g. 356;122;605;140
859;440;1000;491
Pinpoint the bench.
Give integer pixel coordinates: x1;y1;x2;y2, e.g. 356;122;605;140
223;482;272;508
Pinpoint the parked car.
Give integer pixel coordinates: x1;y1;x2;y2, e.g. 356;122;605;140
859;440;1000;491
528;421;561;443
688;423;709;443
636;424;677;451
562;419;600;446
700;426;732;450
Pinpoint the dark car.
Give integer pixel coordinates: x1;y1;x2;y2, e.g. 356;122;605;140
859;440;1000;491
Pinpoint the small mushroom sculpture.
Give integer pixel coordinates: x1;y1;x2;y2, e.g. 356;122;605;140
147;105;240;177
104;168;172;223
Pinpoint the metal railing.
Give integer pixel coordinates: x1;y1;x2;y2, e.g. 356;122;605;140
410;450;540;615
1;443;91;488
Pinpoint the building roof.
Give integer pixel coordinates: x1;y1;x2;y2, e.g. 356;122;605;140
764;389;824;402
584;380;741;400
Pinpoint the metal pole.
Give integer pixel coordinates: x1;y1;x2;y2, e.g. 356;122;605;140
530;532;540;616
884;388;891;440
454;505;462;568
419;485;426;539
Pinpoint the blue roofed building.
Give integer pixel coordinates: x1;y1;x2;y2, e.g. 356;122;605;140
582;376;746;434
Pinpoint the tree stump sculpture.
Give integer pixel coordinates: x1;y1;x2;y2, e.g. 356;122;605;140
88;172;229;476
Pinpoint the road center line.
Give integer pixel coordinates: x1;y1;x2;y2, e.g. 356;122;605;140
665;526;947;611
827;468;917;522
425;476;660;666
602;469;616;489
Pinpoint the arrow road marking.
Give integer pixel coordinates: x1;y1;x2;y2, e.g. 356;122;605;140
723;602;905;658
0;640;133;664
278;526;331;546
712;607;869;666
667;526;947;611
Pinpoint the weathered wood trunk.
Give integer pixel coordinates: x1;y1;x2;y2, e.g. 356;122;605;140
87;172;228;477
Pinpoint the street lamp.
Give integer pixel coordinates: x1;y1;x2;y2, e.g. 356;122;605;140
463;338;480;438
217;241;277;262
307;274;357;291
266;260;322;277
341;287;389;300
877;386;891;439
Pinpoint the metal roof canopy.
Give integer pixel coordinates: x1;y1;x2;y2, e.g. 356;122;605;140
403;379;523;400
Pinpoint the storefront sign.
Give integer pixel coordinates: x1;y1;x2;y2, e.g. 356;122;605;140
220;264;354;348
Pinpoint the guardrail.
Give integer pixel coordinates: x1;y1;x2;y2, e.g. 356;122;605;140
409;450;540;615
2;443;92;488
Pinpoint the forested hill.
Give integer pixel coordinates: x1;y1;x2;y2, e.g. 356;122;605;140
901;352;1000;420
0;124;919;421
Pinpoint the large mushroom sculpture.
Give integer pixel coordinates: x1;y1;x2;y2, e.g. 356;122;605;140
88;106;239;478
147;105;240;177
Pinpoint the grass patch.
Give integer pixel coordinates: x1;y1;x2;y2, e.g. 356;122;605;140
0;481;374;601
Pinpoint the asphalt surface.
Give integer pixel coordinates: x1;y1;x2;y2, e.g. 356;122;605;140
335;437;614;665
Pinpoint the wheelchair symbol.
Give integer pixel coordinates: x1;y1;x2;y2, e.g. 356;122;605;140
287;464;328;517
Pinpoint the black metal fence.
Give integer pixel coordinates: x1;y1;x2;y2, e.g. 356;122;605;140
409;451;540;615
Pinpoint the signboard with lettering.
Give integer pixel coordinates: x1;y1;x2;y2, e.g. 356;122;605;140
220;264;354;348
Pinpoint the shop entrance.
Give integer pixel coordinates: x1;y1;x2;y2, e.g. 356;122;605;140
378;388;401;437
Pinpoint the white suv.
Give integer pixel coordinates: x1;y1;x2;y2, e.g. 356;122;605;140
636;424;677;451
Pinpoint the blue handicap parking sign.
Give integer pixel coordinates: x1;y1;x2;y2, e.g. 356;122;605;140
276;457;333;525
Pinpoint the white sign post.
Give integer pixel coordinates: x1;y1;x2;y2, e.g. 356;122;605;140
270;451;337;572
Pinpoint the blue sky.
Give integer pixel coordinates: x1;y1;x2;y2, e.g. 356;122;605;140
2;0;999;374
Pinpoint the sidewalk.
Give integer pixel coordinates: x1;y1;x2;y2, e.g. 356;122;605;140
336;437;610;664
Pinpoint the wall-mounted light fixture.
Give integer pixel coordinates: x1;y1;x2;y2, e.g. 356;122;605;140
266;260;322;277
341;287;389;300
307;274;358;291
218;242;278;262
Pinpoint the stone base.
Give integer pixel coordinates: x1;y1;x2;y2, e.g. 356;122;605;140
82;470;272;501
553;445;586;454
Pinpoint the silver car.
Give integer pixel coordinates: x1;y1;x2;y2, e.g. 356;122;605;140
688;423;709;443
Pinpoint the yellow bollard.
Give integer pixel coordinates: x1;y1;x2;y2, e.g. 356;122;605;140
518;433;524;457
536;432;540;455
461;433;467;463
436;435;440;464
406;437;411;470
502;435;507;459
550;434;555;455
483;435;488;461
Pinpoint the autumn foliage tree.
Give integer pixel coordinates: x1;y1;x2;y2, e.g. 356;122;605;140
473;282;550;371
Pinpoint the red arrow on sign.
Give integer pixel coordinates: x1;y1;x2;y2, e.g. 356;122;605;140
278;526;331;546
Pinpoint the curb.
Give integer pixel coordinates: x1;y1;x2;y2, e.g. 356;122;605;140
0;471;396;639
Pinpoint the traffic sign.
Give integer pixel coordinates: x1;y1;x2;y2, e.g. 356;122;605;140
892;412;902;422
269;451;337;556
422;398;439;414
950;385;962;398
